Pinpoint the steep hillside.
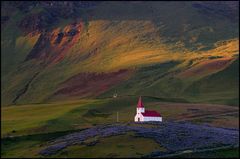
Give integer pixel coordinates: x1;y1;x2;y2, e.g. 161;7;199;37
1;1;239;106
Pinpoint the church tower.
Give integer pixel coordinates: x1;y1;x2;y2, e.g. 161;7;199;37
136;96;145;114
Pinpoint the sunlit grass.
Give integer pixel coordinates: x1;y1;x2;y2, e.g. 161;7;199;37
1;99;98;137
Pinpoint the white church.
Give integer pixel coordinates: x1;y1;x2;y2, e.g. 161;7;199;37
134;96;162;122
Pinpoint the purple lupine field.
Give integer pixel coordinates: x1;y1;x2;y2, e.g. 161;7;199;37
39;122;239;157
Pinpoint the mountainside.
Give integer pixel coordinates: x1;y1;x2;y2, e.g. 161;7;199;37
1;1;239;106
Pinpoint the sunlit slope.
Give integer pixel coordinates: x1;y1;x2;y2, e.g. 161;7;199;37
1;1;239;106
185;58;239;105
99;39;239;105
100;58;239;106
1;19;176;105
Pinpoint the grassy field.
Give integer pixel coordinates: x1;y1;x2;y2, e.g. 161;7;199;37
1;99;99;137
1;96;239;158
2;96;239;137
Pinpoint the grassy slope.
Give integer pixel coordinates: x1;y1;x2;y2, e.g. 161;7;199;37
1;99;99;137
1;2;239;106
185;58;239;105
101;57;239;106
1;6;43;105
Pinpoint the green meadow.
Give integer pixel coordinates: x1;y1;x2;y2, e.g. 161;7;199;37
2;96;166;137
2;95;239;138
1;95;239;158
0;96;161;157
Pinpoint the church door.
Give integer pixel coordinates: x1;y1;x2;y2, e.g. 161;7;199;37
138;118;140;122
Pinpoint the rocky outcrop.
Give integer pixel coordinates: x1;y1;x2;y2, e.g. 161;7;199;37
54;32;64;44
24;22;83;63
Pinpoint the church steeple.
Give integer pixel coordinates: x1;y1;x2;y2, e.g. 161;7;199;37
137;96;144;108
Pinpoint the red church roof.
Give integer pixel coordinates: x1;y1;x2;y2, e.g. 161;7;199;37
142;110;161;117
137;96;144;108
